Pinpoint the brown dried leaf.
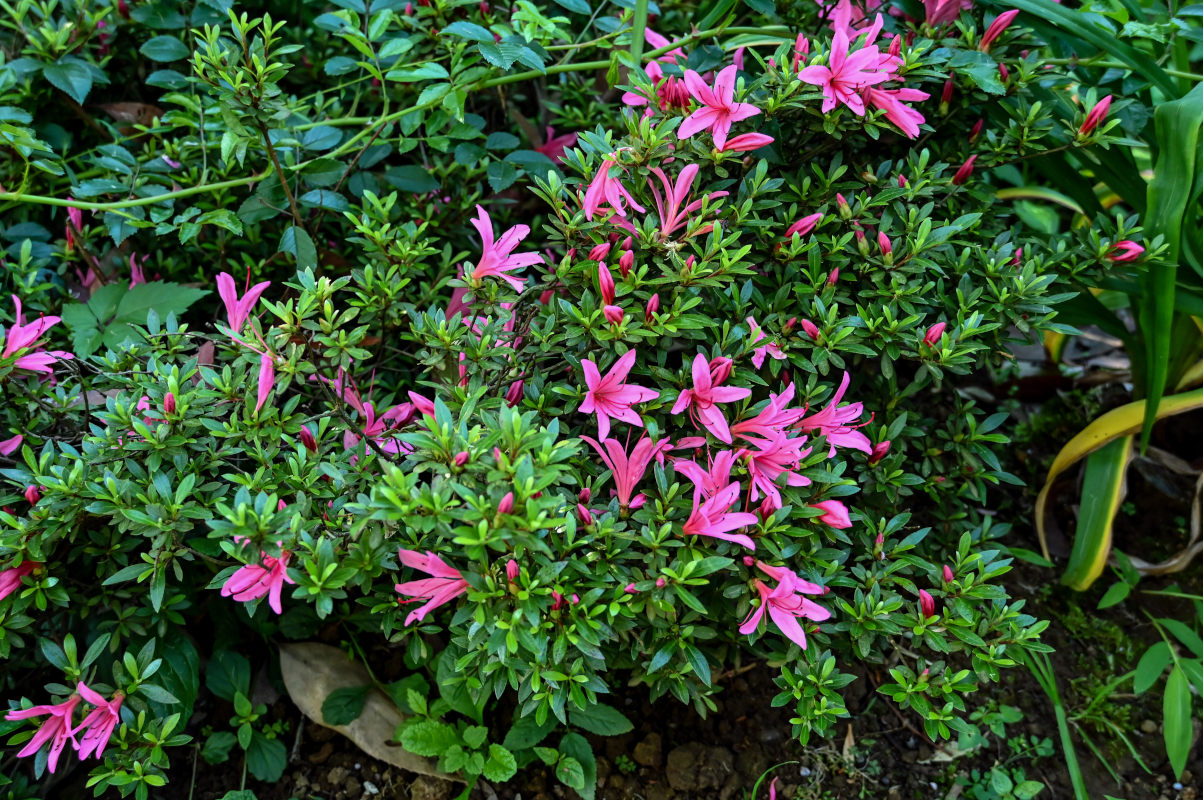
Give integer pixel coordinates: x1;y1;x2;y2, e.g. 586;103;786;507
94;102;164;125
278;642;458;781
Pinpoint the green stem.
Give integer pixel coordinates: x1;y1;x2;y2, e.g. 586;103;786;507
629;0;649;66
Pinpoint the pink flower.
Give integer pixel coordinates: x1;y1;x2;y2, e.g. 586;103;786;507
648;163;728;240
0;433;22;456
622;60;691;112
747;316;786;369
395;549;470;625
343;399;417;457
0;561;37;601
506;559;520;582
129;253;148;288
409;391;436;417
3;295;72;375
1107;241;1145;262
5;694;81;773
979;9;1019;52
785;213;823;239
741;433;813;510
811;499;852;528
578;349;660;439
731;383;806;441
216;273;271;332
720;133;775;152
469;205;542;291
952;155;977;185
73;683;123;760
682;482;759;550
918;588;937;618
863;86;929;139
925;0;969;25
739;566;830;649
598;263;615;304
535;126;577;163
603;305;624;324
581;434;661;510
1080;95;1112;135
583;158;646;220
795;372;871;455
674;449;740;504
672;353;752;444
256;353;275;414
924;322;946;346
799;28;889;115
221;547;295;614
678;65;762;150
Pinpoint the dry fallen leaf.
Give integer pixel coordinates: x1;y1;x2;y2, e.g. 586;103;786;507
278;642;458;781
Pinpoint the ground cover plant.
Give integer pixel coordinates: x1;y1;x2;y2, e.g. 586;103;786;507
0;0;1179;795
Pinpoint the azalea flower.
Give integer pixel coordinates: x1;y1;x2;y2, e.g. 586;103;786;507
344;399;417;456
468;205;542;291
731;384;806;441
1107;240;1145;262
678;65;762;150
672;353;751;444
1080;95;1112;135
741;433;813;511
0;560;37;601
535;126;577;163
648;163;728;240
746;316;786;369
674;448;739;504
682;482;759;549
739;568;830;649
785;213;823;239
0;433;22;455
622;60;692;112
580;434;662;510
863;86;929;139
5;694;81;773
256;353;275;414
795;372;872;456
924;0;970;25
216;273;271;332
73;683;123;760
395;549;470;625
720;133;775;152
798;27;889;115
578;349;660;439
3;296;72;375
221;546;296;614
583;158;646;220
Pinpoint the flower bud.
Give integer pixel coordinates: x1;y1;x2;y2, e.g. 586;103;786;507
624;583;638;594
578;487;591;503
924;322;947;347
877;231;892;259
539;289;554;304
1107;240;1144;262
708;356;733;385
656;577;666;588
743;555;756;566
854;227;870;257
117;0;129;17
888;34;901;57
811;499;851;528
868;440;891;465
498;491;514;515
919;589;937;618
1011;247;1024;266
951;155;977;186
163;392;176;415
800;319;820;340
618;250;634;278
576;503;593;526
979;9;1020;52
998;62;1009;83
505;379;524;407
785;212;822;239
826;267;839;286
493;446;503;462
300;426;318;453
603;305;624;324
506;559;519;582
645;293;660;323
598;263;615;304
589;242;611;262
969;118;984;143
454;450;470;466
278;499;288;511
792;33;809;71
940;76;954;108
621;236;633;251
943;564;955;583
835;193;851;220
1080;94;1112;136
24;485;40;505
898;174;908;188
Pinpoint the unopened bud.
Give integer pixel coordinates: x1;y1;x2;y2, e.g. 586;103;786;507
618;249;634;278
589;242;611;262
506;559;519;582
598;263;615;304
163;392;176;415
826;267;839;286
979;9;1020;52
855;228;870;257
924;322;947;347
800;319;820;340
656;577;666;588
24;485;40;505
498;491;514;515
969;118;984;143
505;379;524;407
943;564;955;583
625;583;638;594
454;450;470;466
578;487;591;503
1079;94;1112;136
708;356;733;385
621;236;633;251
952;155;977;186
919;589;937;618
300;426;318;453
998;62;1009;83
868;440;891;465
576;503;593;526
878;231;893;261
603;305;624;324
835;193;851;220
645;293;660;323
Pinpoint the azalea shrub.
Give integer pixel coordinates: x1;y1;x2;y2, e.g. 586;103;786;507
0;0;1141;793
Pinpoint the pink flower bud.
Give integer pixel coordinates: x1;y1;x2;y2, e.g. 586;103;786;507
952;155;977;186
1107;240;1144;262
979;9;1020;52
888;34;901;57
708;356;733;385
578;487;591;503
800;319;820;340
24;485;40;505
506;559;519;582
454;451;470;466
877;231;892;257
1080;95;1112;135
118;0;129;17
835;193;851;219
720;133;775;153
785;212;822;239
854;226;869;256
589;242;611;262
278;499;288;511
919;589;937;618
618;250;634;278
162;392;176;415
998;62;1009;83
598;263;615;304
811;500;851;529
940;77;954;106
621;236;633;251
969;118;984;143
645;293;660;323
924;322;946;347
498;492;514;515
792;33;809;70
539;289;554;304
868;440;891;465
942;564;954;583
898;174;909;188
505;379;524;407
743;555;756;566
826;267;839;286
1011;247;1024;266
603;305;624;324
622;582;638;595
656;577;666;588
300;426;318;453
576;503;593;525
493;446;503;462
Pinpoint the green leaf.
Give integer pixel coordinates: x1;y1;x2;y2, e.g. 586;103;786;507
115;281;208;326
246;732;287;782
1164;665;1192;778
279;225;318;269
386;63;449;82
569;703;634;736
558;733;596;800
441;21;494;41
321;685;370;725
201;731;237;765
482;743;517;782
682;644;711;686
1134;641;1173;694
551;0;590;12
1097;581;1130;609
43;61;92;105
380;674;430;714
1062;436;1132;590
477;41;525;70
556;756;585;789
386;165;439;193
205;651;250;702
299;190;349;212
141;35;190;62
503;714;556;750
487;161;518;192
399;719;459;757
946;50;1006;95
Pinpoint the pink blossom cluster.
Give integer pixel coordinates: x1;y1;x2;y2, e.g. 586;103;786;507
5;683;124;773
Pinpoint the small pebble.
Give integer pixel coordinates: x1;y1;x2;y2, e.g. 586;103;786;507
1175;783;1184;791
354;762;362;770
364;781;379;795
799;766;811;778
929;782;938;791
